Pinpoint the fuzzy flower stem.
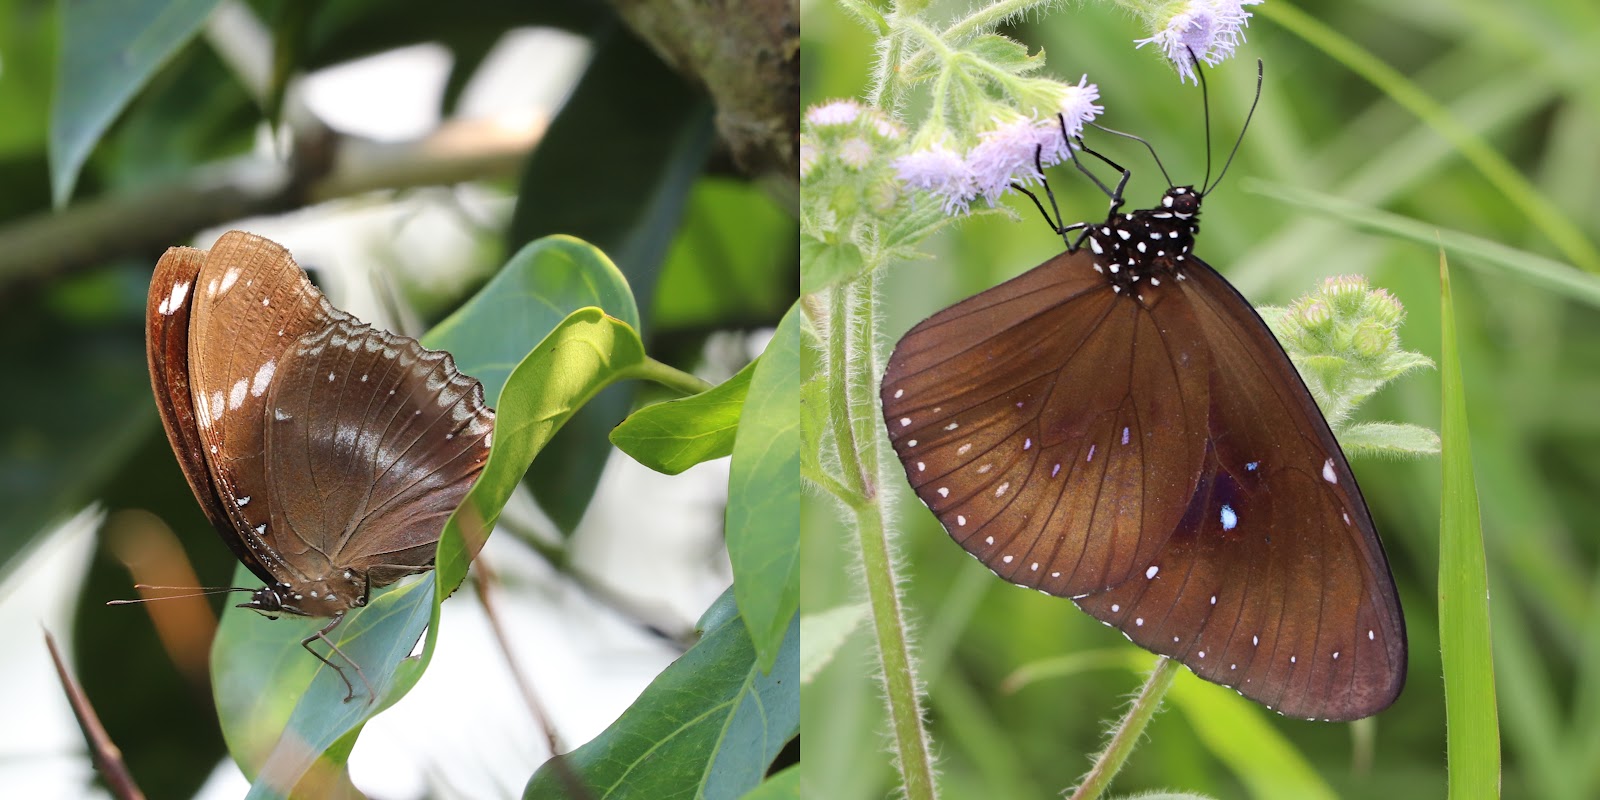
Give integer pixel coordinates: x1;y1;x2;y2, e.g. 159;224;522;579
1069;656;1180;800
827;287;871;495
899;17;959;122
827;272;939;800
941;0;1059;50
888;0;1053;100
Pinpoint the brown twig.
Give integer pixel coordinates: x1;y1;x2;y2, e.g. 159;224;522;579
471;558;596;800
44;628;147;800
0;115;541;296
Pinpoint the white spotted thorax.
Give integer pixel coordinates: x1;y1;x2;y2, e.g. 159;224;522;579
1083;185;1201;304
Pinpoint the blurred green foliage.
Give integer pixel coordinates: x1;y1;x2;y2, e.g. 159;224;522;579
0;0;796;795
801;1;1600;798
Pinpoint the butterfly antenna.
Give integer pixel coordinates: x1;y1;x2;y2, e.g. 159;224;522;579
1203;59;1264;197
107;585;256;604
1084;122;1173;187
1190;47;1215;193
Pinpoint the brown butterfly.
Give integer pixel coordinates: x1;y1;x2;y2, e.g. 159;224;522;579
879;70;1405;720
143;231;494;700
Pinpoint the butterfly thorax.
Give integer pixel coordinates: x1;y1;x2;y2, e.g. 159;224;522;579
240;570;368;619
1077;186;1202;305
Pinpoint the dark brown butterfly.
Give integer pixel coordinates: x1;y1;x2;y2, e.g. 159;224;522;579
144;231;494;701
878;81;1405;721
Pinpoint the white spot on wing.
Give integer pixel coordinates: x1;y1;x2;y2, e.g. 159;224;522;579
251;360;276;397
218;269;239;293
937;487;949;497
1322;458;1338;483
228;379;248;410
1145;565;1159;579
994;482;1010;497
1220;505;1238;531
900;417;910;427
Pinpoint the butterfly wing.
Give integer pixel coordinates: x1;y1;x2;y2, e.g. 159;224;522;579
882;250;1214;594
146;245;277;585
882;241;1405;721
262;317;494;583
183;231;341;582
1073;257;1406;720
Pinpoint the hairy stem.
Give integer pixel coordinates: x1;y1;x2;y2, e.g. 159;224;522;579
1069;656;1179;800
833;270;939;800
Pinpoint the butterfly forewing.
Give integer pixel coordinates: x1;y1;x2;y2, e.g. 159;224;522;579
184;232;342;576
881;186;1406;720
263;318;494;582
882;250;1210;595
147;246;278;585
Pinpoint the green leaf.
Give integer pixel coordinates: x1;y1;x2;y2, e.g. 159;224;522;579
799;322;829;483
740;765;799;800
524;591;799;799
801;236;865;294
799;603;868;684
1249;181;1600;310
434;309;648;596
214;308;646;795
962;34;1042;73
611;357;757;475
653;180;797;334
1338;421;1440;458
423;235;639;404
1437;250;1500;798
726;304;801;672
50;0;222;204
507;24;714;534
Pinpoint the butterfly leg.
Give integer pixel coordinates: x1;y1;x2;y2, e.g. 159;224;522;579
302;613;376;704
1066;135;1133;219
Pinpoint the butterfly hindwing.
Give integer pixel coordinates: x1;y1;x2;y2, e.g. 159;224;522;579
263;318;493;581
1073;255;1404;720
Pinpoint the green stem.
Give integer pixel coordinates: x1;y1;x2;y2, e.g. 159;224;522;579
620;356;715;396
1069;657;1179;800
825;287;870;495
829;271;939;800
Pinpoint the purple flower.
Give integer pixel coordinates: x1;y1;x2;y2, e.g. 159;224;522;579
966;78;1102;201
1137;0;1263;83
966;117;1057;200
806;99;862;127
894;145;977;215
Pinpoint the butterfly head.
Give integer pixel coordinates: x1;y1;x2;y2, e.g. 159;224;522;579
1160;186;1201;219
239;574;364;619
